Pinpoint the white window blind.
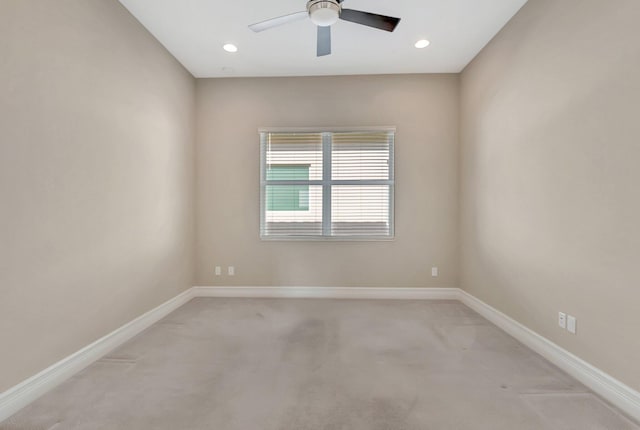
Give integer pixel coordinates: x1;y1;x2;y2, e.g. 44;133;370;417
260;128;395;240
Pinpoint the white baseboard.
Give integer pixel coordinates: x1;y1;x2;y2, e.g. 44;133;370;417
2;286;638;425
458;290;640;423
0;288;195;423
192;286;459;300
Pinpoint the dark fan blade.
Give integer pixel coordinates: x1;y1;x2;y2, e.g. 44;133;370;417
317;26;331;57
249;11;307;32
339;9;400;32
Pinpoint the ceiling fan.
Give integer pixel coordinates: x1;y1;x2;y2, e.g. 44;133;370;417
249;0;401;57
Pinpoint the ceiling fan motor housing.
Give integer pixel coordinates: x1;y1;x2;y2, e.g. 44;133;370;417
307;0;341;27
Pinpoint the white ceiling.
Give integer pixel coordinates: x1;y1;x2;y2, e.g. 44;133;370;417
118;0;527;78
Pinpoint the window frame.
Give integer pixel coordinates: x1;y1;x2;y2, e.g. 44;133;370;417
259;126;395;241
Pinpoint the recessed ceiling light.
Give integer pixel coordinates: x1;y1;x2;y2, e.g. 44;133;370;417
415;39;431;49
223;43;238;53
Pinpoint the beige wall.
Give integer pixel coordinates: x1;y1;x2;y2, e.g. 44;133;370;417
460;0;640;390
0;1;195;391
196;75;459;288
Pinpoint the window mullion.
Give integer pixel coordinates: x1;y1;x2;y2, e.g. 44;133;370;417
322;133;332;236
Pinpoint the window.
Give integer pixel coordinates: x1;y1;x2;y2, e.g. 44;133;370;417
260;128;395;240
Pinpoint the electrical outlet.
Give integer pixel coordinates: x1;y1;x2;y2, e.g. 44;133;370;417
431;267;438;277
228;266;235;276
215;266;221;276
567;315;577;334
558;312;566;329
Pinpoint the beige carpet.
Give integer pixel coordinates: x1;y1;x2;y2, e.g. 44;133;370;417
2;298;638;429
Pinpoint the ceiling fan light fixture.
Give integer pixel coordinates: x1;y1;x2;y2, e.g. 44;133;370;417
249;0;400;57
307;0;341;27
